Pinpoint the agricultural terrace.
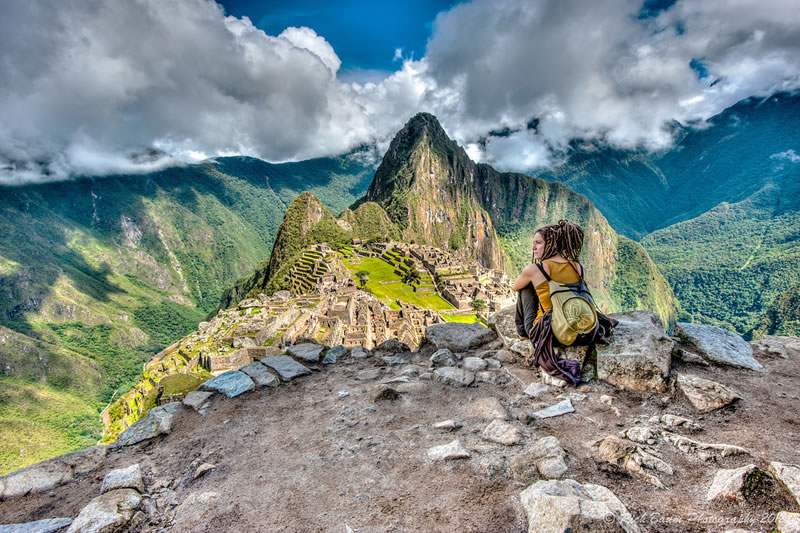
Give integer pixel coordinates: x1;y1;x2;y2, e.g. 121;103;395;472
341;256;454;311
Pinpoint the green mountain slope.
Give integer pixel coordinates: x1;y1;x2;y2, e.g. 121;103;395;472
0;155;374;474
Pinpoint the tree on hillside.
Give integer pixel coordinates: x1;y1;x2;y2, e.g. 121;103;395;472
470;299;486;315
402;267;421;287
355;270;369;289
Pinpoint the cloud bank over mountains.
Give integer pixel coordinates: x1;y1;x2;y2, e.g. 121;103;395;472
2;0;800;184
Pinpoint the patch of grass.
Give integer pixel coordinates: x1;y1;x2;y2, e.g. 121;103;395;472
343;257;455;311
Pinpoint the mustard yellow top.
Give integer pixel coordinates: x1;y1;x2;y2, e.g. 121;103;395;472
534;259;582;324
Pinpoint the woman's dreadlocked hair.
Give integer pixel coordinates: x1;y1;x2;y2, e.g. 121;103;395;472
533;219;584;262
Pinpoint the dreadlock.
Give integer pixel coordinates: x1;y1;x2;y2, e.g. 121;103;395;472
533;219;584;262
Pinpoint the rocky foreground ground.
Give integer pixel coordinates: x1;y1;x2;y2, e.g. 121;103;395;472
1;311;799;533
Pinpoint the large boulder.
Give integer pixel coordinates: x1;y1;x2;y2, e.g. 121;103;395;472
286;343;324;363
770;462;800;506
706;464;772;504
487;305;518;349
260;355;312;381
425;323;496;352
596;311;672;392
0;446;108;499
675;322;764;371
519;479;641;533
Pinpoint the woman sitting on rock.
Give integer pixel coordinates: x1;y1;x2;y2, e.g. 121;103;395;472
513;219;615;384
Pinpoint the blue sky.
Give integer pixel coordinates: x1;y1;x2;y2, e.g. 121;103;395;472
218;0;460;80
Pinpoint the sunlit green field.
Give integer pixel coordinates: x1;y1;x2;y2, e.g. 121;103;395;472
343;257;455;311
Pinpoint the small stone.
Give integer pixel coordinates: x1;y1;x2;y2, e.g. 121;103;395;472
481;419;521;446
476;371;509;385
484;358;502;369
648;414;701;431
769;462;800;506
511;436;567;483
66;489;141;533
350;347;369;359
192;463;216;480
466;397;508;420
599;394;613;405
199;370;255;398
337;391;350;399
183;390;214;415
524;382;549;398
621;426;658;445
427;440;471;461
510;340;531;358
323;346;348;364
101;464;144;494
541;372;568;388
419;372;433;380
531;399;575;419
707;464;770;504
375;339;410;353
776;511;800;533
677;374;741;413
434;367;475;387
463;357;488;372
433;420;462;431
430;348;458;367
495;349;517;363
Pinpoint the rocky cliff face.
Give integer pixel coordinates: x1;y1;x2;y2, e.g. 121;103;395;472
364;113;506;270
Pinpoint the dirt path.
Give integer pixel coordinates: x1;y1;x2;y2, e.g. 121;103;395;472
1;343;798;532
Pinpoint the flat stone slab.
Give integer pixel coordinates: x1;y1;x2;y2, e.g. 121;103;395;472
661;431;750;461
677;374;740;413
260;355;312;381
199;370;255;398
519;479;641;533
182;391;214;415
433;420;462;431
481;419;521;446
427;440;471;461
240;362;279;388
532;399;575;419
434;367;475;387
0;446;107;499
113;403;181;448
466;397;508;420
770;462;800;506
425;323;497;352
101;464;144;494
354;368;382;381
675;322;764;371
0;518;73;533
66;488;141;533
287;343;324;363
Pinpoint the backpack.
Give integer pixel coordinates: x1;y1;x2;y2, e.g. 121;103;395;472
536;261;598;346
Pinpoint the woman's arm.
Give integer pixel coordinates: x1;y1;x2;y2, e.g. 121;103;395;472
513;263;538;291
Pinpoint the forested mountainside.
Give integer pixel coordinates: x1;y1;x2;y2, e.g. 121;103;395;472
528;92;800;337
0;154;375;474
